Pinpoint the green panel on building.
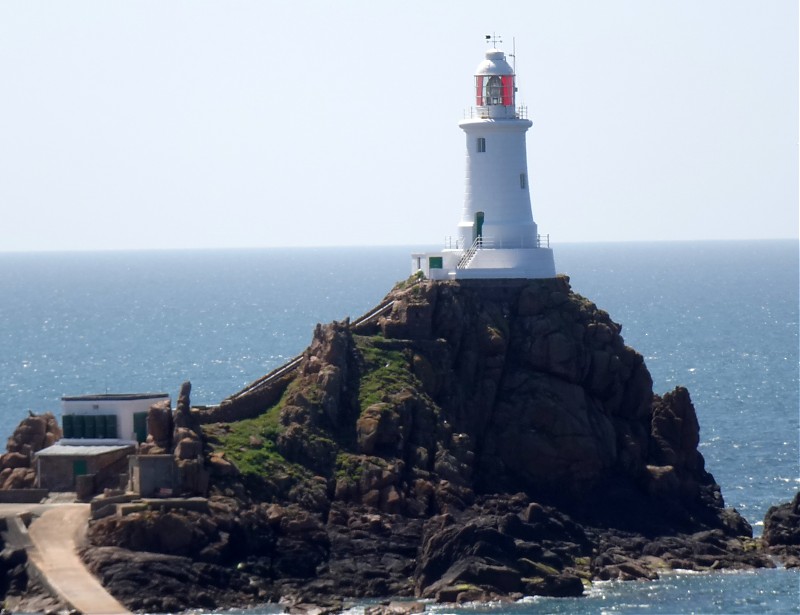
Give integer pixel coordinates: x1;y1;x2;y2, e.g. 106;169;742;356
429;256;443;269
94;414;106;439
72;415;84;439
62;415;74;438
105;415;118;439
133;412;148;443
84;416;96;438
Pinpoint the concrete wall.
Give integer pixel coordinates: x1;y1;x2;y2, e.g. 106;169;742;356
37;457;76;492
0;489;49;503
455;247;556;279
128;455;179;497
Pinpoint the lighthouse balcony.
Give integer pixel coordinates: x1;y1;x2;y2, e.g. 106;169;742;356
444;234;550;250
464;105;528;121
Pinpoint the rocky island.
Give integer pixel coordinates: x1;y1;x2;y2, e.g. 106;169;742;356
2;276;797;613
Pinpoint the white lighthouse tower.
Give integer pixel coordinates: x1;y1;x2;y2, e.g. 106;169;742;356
412;41;556;280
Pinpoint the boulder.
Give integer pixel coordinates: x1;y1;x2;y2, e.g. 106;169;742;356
0;452;29;470
1;412;62;489
0;467;35;490
80;546;255;612
175;437;202;460
763;492;800;567
147;400;173;450
415;496;590;600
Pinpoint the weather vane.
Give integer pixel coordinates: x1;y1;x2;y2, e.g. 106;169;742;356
485;33;502;47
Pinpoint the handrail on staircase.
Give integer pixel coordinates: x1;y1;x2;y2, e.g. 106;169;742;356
457;236;483;269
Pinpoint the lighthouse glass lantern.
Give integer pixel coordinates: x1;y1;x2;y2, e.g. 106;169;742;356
476;74;514;106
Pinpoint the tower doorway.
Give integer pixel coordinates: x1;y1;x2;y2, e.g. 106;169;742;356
475;211;485;245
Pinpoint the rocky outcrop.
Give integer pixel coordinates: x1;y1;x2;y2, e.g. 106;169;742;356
83;277;773;610
139;399;173;454
0;518;66;613
136;382;209;496
414;494;589;602
222;278;734;524
81;545;256;613
172;382;209;495
763;491;800;568
0;412;61;490
0;534;30;600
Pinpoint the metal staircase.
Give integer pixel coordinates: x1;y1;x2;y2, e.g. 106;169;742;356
457;237;483;269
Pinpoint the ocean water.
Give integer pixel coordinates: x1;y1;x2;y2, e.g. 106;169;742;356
0;241;798;613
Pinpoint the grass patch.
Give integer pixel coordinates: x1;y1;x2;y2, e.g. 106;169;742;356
207;404;286;479
335;452;366;482
392;270;425;291
207;374;336;482
355;336;419;412
207;381;305;480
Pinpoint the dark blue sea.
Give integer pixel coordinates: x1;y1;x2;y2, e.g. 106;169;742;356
1;241;798;614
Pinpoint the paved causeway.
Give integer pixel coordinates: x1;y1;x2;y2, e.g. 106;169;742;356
26;504;130;614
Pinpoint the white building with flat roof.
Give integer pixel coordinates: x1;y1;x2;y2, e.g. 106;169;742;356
59;392;170;445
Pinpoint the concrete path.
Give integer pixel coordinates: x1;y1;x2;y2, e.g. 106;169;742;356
26;504;131;615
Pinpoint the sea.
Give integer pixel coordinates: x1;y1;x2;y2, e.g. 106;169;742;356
0;240;797;614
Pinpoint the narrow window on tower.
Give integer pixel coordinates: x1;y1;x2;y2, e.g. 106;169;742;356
520;173;527;189
477;137;486;153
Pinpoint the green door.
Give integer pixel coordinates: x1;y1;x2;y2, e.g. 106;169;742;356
475;211;485;243
133;412;148;443
73;459;88;477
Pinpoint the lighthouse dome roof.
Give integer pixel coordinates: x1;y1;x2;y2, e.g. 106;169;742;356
475;49;514;76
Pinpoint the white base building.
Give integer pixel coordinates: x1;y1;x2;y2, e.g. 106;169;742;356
412;245;556;280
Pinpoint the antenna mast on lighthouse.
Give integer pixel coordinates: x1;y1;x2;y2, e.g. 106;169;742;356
486;34;516;74
511;37;516;74
485;33;502;47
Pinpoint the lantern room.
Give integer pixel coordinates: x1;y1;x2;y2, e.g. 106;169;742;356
476;74;514;106
474;49;516;117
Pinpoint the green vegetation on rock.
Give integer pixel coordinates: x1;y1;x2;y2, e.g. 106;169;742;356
334;452;367;482
392;270;425;290
355;336;420;412
206;385;303;481
207;415;281;477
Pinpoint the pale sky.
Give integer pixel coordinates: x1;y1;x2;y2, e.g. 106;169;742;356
0;0;797;251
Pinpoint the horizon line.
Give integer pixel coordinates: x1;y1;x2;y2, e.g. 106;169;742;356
0;236;798;256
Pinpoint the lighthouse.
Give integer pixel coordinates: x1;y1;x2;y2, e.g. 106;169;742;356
412;42;556;280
